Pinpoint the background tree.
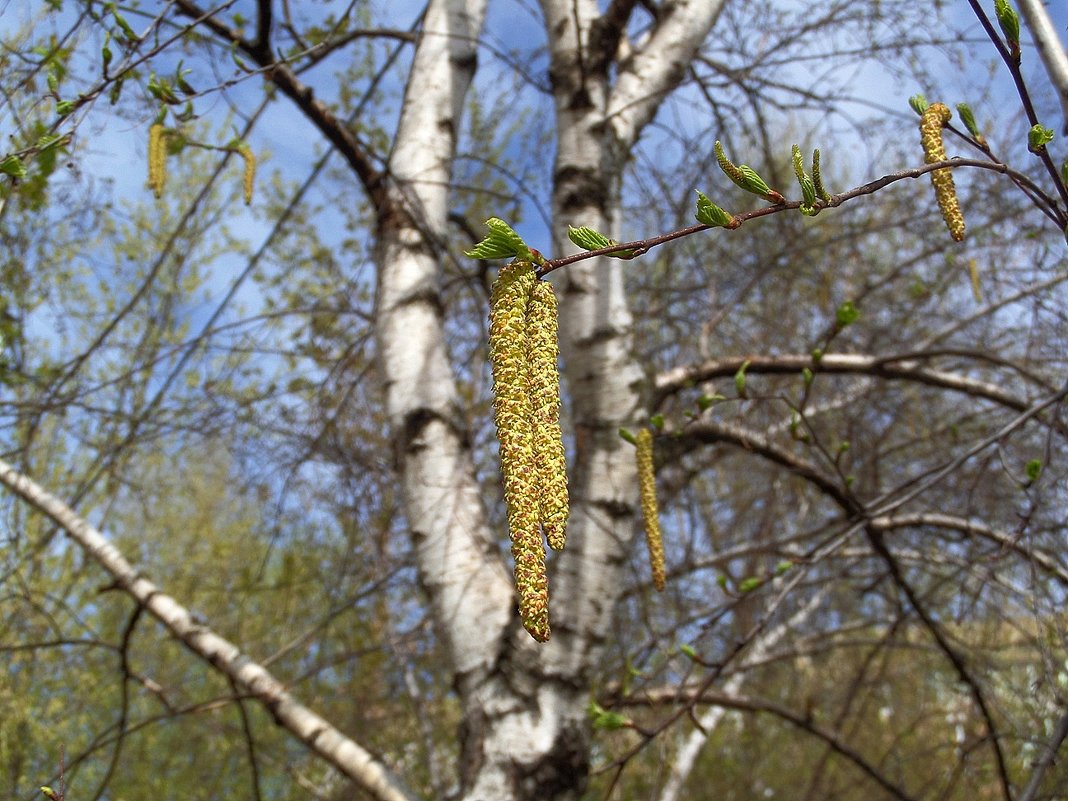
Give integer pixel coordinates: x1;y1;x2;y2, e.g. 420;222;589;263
1;1;1066;800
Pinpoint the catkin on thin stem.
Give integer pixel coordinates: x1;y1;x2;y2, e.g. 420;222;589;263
238;144;256;205
489;261;550;641
920;103;965;242
148;123;166;199
526;279;568;551
636;429;666;591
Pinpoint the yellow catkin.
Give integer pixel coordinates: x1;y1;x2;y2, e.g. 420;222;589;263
489;260;550;641
920;103;965;242
148;123;166;199
526;279;568;551
636;428;666;591
238;144;256;205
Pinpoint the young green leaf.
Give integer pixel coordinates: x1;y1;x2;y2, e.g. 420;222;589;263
812;148;831;201
1028;124;1054;152
567;225;636;258
994;0;1020;51
738;576;763;593
909;94;929;116
955;103;984;143
679;643;699;661
465;217;536;262
695;190;734;226
0;155;27;179
618;427;637;446
1025;459;1042;482
734;359;750;398
714;141;785;203
836;300;859;327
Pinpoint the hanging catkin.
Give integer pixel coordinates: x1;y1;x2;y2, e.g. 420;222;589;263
238;143;256;205
526;278;568;551
636;429;666;591
148;123;166;198
489;261;550;641
920;103;965;242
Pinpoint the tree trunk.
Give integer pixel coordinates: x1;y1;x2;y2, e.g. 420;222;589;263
376;1;726;798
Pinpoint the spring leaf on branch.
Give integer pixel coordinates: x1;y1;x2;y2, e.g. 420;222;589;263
465;217;538;263
956;103;984;144
909;94;929;116
791;144;817;214
994;0;1020;53
567;225;636;258
0;155;26;179
1028;124;1053;153
714;141;785;204
836;300;859;328
694;190;735;226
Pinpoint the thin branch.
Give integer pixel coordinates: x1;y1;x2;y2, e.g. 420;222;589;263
1017;0;1068;135
538;157;1055;276
1018;709;1068;801
613;687;921;801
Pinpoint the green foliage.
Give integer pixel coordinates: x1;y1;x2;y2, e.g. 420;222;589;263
567;225;637;258
465;217;539;263
909;94;929;115
588;701;630;730
1028;124;1054;152
835;300;859;327
1024;459;1042;482
694;190;735;226
714;141;784;203
994;0;1020;50
734;359;750;398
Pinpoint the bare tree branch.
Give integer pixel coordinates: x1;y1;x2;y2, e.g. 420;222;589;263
0;458;417;801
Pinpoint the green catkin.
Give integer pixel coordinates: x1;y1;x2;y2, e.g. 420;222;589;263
526;279;569;551
920;103;965;242
238;144;256;205
148;123;166;198
489;261;550;641
636;429;666;591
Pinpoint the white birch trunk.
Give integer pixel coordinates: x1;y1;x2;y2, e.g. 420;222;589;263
378;1;730;798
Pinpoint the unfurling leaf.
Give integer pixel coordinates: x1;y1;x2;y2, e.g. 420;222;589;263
618;427;638;446
908;94;929;116
695;190;735;226
567;225;636;258
588;701;630;730
738;576;763;593
791;144;817;214
0;155;26;179
994;0;1020;52
836;300;859;327
956;103;984;144
1025;459;1042;482
734;359;750;398
714;141;785;203
466;217;537;263
812;148;831;201
1028;124;1054;152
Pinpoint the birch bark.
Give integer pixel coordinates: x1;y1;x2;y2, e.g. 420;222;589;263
438;3;728;799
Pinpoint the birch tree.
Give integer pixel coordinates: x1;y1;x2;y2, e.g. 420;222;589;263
2;1;1067;800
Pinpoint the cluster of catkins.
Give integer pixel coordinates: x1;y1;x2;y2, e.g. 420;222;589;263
489;261;569;641
919;103;965;242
